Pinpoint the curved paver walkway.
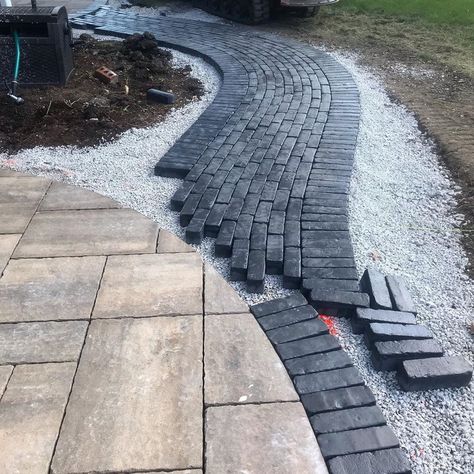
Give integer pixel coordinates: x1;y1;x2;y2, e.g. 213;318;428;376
0;169;328;474
72;6;361;299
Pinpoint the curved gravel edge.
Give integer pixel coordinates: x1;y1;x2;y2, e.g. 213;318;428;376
329;49;474;474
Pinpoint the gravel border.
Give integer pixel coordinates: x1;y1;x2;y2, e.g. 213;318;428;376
330;49;473;474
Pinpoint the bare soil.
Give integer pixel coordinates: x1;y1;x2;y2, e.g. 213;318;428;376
0;32;204;153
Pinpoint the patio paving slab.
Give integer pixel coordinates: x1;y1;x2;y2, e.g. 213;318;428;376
157;228;195;253
93;252;203;318
0;365;13;398
13;208;158;258
0;363;76;474
0;321;88;365
51;316;203;474
0;176;50;233
205;313;298;405
0;256;105;323
0;234;21;273
204;263;248;315
206;402;329;474
39;182;120;211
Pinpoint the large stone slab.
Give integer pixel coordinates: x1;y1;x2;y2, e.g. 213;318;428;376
206;403;328;474
0;176;50;233
0;363;76;474
0;365;13;398
40;182;119;210
0;234;21;274
0;321;88;364
0;256;105;323
93;253;203;318
157;229;195;254
204;263;248;315
205;313;297;405
13;209;158;258
51;317;203;473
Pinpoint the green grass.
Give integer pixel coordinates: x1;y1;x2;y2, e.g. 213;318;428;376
336;0;474;26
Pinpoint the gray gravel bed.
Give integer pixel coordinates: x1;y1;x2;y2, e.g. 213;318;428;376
330;50;473;474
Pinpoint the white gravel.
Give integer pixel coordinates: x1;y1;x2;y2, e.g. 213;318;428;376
328;49;474;474
1;8;472;472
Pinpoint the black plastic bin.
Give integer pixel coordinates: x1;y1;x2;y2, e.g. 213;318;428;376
0;6;73;88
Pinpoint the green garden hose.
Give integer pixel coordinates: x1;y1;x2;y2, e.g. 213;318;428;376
13;30;20;83
6;29;24;104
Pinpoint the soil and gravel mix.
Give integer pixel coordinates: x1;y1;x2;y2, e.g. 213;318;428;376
0;32;204;153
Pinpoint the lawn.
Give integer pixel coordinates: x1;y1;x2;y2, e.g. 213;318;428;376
337;0;473;26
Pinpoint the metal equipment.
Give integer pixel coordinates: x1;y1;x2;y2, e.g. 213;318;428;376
195;0;339;24
0;3;74;93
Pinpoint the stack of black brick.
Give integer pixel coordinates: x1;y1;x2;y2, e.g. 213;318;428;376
251;294;412;474
359;268;473;391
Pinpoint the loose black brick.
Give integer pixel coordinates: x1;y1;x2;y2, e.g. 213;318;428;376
179;194;201;226
294;366;364;394
302;246;354;259
250;222;267;250
301;386;376;415
215;220;236;257
266;318;328;344
303;257;355;268
199;188;219;209
287;198;303;220
302;267;359;280
328;448;412;474
268;210;285;235
216;183;235;204
309;289;370;311
302;220;349;231
257;304;318;331
352;308;417;334
283;246;302;289
230;239;249;281
311;405;386;434
234;214;253;240
251;293;307;318
255;201;272;223
398;356;473;391
360;268;392;310
170;181;194;211
285;350;353;376
247;249;266;293
372;339;444;371
386;275;417;314
205;203;227;237
273;189;291;211
302;278;360;294
224;197;244;221
266;234;284;274
284;220;300;247
185;208;210;244
276;334;341;360
366;323;433;345
318;426;400;460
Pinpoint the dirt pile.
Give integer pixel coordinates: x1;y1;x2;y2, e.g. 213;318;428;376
0;32;204;152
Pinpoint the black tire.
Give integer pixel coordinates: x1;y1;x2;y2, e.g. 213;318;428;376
196;0;270;24
298;6;320;18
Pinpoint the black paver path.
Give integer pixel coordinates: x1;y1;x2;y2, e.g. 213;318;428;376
72;6;360;294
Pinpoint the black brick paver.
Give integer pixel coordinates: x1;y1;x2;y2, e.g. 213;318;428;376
71;6;361;295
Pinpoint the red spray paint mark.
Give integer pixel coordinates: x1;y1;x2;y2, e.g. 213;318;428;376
319;314;338;336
